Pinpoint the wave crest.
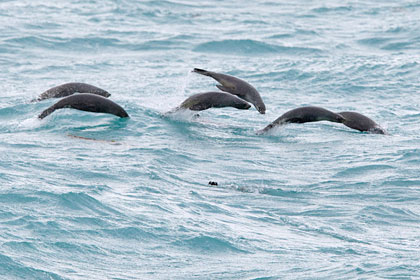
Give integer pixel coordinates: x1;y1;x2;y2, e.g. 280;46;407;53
193;39;323;56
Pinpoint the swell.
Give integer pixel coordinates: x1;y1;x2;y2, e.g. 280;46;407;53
171;234;249;254
0;253;66;280
3;34;194;52
333;164;395;178
193;39;323;56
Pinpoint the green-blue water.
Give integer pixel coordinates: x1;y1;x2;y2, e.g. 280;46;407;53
1;1;420;279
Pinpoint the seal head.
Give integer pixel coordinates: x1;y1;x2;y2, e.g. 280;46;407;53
338;111;386;134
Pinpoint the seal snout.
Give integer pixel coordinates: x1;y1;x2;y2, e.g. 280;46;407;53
370;126;387;135
257;106;266;114
117;110;130;118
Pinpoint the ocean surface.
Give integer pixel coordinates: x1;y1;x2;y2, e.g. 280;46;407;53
1;0;419;279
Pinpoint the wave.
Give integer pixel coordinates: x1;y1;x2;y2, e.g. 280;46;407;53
5;35;121;51
311;5;353;13
333;164;394;178
357;36;419;51
381;41;415;51
172;235;248;254
357;37;392;46
357;205;420;224
102;226;157;240
193;39;323;56
0;253;66;280
269;29;319;39
4;34;193;52
57;192;121;215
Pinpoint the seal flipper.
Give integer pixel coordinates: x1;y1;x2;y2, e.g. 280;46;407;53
216;84;231;93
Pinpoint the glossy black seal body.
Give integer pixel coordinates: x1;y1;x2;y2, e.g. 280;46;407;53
33;82;110;102
192;68;266;114
38;93;129;119
259;106;345;133
338;111;386;134
180;91;251;111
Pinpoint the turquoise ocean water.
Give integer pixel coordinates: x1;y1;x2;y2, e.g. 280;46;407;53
1;0;420;279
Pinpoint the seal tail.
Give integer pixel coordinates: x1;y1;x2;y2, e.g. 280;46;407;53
38;105;57;119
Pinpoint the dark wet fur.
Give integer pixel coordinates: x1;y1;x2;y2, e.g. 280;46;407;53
179;91;251;111
259;106;345;133
38;93;129;119
33;82;110;102
338;111;386;134
192;68;266;114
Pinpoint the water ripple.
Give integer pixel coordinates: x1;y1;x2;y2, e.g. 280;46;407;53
193;39;323;56
0;0;419;278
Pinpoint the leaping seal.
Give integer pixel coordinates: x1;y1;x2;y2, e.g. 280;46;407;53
38;93;129;119
192;68;266;114
258;106;345;134
32;82;110;102
337;111;386;134
178;91;251;111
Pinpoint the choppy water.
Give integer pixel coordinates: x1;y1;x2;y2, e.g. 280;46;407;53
1;0;420;279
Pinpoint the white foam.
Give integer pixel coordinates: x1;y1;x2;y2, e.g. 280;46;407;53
18;116;43;130
163;107;199;122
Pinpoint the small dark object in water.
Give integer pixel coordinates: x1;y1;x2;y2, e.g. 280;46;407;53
208;181;218;186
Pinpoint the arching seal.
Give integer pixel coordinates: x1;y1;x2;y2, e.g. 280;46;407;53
192;68;266;114
337;111;386;134
38;93;129;119
258;106;345;134
32;82;110;102
178;91;251;111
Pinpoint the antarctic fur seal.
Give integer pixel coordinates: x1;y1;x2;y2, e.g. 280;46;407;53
38;93;129;119
179;91;251;111
258;106;345;134
33;82;110;102
192;68;266;114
